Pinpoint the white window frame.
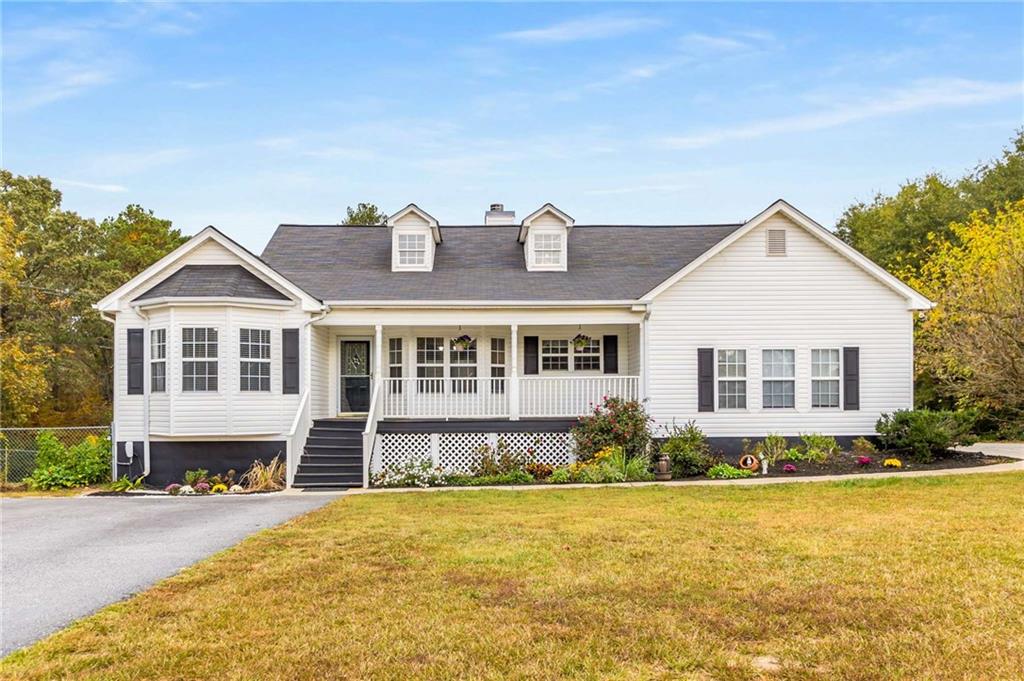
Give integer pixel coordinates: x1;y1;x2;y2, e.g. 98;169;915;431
541;339;570;371
392;229;433;272
762;348;796;409
716;349;747;410
415;336;445;392
490;337;506;393
811;348;841;409
572;337;602;372
150;328;166;393
239;328;271;392
398;233;426;266
181;327;218;392
529;229;566;271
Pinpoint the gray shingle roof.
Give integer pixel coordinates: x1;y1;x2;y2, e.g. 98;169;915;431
133;265;289;302
260;224;743;301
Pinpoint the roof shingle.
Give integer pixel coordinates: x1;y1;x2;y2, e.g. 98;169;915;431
259;224;742;301
133;265;289;302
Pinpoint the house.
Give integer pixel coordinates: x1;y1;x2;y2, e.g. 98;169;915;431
95;200;932;488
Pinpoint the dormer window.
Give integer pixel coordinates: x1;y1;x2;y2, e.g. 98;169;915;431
532;232;564;268
387;203;442;272
398;234;426;266
519;203;573;272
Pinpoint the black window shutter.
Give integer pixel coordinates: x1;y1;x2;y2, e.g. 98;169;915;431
602;335;619;374
697;348;714;412
127;329;144;395
843;346;860;410
523;336;539;375
282;329;299;394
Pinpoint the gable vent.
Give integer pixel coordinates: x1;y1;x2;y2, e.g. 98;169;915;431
766;228;787;256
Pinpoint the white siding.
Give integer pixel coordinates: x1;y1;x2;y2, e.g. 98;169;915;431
310;325;331;419
646;214;914;436
114;304;309;438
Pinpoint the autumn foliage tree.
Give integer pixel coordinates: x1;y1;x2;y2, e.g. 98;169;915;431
910;202;1024;435
1;171;185;425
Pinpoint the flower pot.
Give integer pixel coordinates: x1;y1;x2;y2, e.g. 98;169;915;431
655;453;671;481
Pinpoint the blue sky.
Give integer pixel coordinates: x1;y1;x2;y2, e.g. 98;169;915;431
4;2;1022;250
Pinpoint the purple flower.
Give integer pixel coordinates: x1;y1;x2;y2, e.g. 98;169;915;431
783;464;797;473
857;456;873;466
164;483;181;495
195;481;211;493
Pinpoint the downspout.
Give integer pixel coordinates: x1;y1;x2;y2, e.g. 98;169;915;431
130;304;152;479
99;311;118;479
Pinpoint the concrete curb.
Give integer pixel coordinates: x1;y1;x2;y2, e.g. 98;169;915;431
347;442;1024;495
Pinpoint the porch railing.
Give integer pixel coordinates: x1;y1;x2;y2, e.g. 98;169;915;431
380;375;640;420
520;375;640;418
382;377;510;418
285;390;311;487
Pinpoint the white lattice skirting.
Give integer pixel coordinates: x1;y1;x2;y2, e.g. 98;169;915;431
372;431;574;475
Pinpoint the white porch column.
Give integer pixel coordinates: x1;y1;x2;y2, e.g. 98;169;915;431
640;311;650;400
374;324;383;383
509;323;519;420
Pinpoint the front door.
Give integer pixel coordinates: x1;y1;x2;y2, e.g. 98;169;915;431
339;340;371;413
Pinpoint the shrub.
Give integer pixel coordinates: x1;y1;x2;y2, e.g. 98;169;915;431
706;463;754;479
875;409;976;463
572;396;652;463
184;469;209;487
851;437;877;457
28;431;111;490
548;467;572;484
800;433;840;463
781;447;803;461
240;456;285;491
473;439;530;477
525;462;553;480
660;420;712;477
602;445;654;482
110;476;144;492
372;457;444;488
759;433;788;464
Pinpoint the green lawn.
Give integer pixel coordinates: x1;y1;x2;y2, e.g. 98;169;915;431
4;474;1024;680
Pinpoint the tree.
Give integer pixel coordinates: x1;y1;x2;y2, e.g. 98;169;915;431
343;203;387;225
0;171;185;425
912;201;1024;435
837;130;1024;278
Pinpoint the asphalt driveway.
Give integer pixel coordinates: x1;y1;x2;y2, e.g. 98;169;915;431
0;492;341;656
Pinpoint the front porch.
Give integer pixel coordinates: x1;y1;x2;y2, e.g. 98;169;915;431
320;322;644;421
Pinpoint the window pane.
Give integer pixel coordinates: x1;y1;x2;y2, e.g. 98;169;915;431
573;338;601;371
717;349;746;378
763;380;795;408
762;349;795;378
541;339;569;371
718;380;747;409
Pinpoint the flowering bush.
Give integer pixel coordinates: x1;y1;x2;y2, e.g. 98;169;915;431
372;457;445;488
883;458;903;468
194;481;211;494
856;456;873;467
165;483;182;495
572;396;652;463
782;464;797;474
211;483;228;494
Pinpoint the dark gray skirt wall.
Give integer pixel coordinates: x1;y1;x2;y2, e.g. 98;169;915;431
115;441;287;486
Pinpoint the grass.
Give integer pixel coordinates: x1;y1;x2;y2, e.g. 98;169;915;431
0;484;101;498
3;474;1024;680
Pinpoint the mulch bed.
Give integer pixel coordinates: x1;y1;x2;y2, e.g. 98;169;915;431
708;449;1012;479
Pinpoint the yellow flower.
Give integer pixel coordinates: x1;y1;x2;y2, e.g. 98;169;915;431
211;483;228;494
883;458;902;468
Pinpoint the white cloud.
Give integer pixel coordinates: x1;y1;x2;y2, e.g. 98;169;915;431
498;14;663;44
55;179;128;193
9;59;120;110
662;78;1024;150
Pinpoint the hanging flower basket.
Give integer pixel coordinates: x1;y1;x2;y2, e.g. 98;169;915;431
452;334;474;351
572;333;592;350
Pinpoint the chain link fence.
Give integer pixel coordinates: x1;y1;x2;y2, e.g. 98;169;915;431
0;426;112;485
